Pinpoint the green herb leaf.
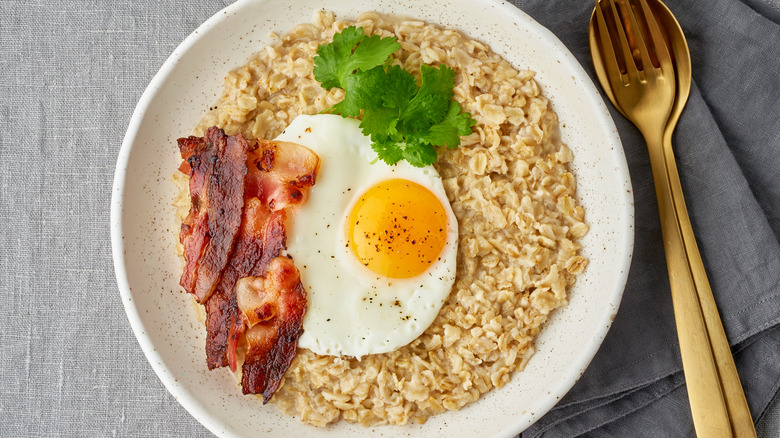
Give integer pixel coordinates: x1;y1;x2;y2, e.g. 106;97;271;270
415;101;477;149
314;27;476;168
360;107;400;139
333;66;387;117
313;26;398;90
381;65;417;113
401;141;439;168
370;137;405;165
349;33;401;73
400;65;455;131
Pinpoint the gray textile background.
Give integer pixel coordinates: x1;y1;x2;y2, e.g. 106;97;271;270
0;1;778;437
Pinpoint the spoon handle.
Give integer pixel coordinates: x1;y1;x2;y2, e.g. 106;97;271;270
662;133;757;438
643;128;732;437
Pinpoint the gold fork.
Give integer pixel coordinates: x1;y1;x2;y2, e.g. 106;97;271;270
643;2;756;436
589;0;741;435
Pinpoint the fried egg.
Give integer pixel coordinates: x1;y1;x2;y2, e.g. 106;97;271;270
276;114;458;358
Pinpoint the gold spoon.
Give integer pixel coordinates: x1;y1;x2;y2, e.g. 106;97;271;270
589;0;755;436
645;2;756;436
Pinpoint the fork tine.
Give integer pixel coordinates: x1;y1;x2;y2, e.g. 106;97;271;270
605;0;639;78
620;1;655;72
593;0;624;89
637;0;674;74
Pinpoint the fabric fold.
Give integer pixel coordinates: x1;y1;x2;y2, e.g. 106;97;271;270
526;327;780;437
515;0;780;435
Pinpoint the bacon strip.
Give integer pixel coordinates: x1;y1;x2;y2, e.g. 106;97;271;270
237;256;307;401
177;129;320;402
204;272;244;370
178;136;209;294
178;127;249;303
246;139;320;212
204;199;287;370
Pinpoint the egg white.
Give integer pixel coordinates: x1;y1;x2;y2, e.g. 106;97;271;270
276;114;458;358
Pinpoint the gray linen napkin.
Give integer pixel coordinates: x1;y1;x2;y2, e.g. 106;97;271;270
512;0;780;436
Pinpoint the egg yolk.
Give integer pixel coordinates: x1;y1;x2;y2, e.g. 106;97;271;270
347;179;448;279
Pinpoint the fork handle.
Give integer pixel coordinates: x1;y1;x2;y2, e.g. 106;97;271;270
643;130;733;437
662;133;757;437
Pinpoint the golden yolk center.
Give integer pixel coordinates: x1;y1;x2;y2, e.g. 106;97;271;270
347;179;448;279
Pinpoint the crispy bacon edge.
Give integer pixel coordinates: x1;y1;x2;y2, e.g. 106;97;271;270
177;136;209;294
237;256;307;402
178;127;248;303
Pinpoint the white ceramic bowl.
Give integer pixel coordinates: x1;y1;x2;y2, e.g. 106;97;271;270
111;0;634;436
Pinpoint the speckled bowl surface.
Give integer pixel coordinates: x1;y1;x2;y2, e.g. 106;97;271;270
111;0;634;436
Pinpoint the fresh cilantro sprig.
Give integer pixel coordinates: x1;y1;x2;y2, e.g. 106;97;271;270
313;26;476;167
